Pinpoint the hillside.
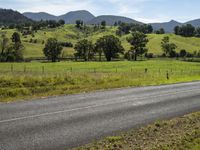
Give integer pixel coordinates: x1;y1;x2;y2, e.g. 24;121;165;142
185;19;200;27
59;10;95;24
151;20;182;33
1;25;200;58
87;15;142;25
0;9;33;25
23;12;57;21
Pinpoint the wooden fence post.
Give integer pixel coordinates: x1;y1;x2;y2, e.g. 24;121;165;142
42;66;44;74
11;64;13;72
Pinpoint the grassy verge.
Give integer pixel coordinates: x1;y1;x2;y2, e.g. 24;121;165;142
1;60;200;102
74;112;200;150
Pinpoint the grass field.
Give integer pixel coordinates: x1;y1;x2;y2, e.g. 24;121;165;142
0;59;200;102
1;25;200;58
74;111;200;150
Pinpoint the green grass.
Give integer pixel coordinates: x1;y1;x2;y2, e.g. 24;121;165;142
1;60;200;102
74;111;200;150
1;25;200;58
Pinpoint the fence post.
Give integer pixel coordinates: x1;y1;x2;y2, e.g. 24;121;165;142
42;66;44;74
11;64;13;72
70;67;73;73
166;71;169;80
24;66;26;73
145;68;148;73
94;68;96;73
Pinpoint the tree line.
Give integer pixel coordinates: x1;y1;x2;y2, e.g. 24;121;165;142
174;24;200;37
43;31;149;62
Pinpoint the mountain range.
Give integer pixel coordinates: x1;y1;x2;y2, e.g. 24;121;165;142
1;8;200;33
0;8;32;25
22;10;200;32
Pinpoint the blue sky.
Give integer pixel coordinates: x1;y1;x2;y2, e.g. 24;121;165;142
1;0;200;23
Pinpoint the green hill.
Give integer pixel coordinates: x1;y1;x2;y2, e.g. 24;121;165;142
1;24;200;58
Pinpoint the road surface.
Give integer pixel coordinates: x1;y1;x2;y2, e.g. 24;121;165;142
0;82;200;150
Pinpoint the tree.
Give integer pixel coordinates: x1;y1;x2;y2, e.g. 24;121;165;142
159;28;165;34
12;32;21;43
0;34;9;55
95;39;104;61
174;26;180;35
101;21;106;29
180;49;187;58
95;35;124;61
195;27;200;37
75;20;83;29
0;34;9;61
58;19;65;26
11;32;24;61
74;39;94;61
127;31;149;61
155;28;165;34
43;38;63;62
147;25;153;33
2;32;24;62
176;24;195;37
161;36;177;57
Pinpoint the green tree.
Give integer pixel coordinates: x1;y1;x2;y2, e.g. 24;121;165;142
177;24;195;37
95;35;124;61
161;36;177;57
174;26;180;35
127;31;149;61
75;20;83;29
58;19;65;26
0;34;9;61
74;39;94;61
43;38;63;62
12;32;21;43
101;21;106;29
0;34;9;55
180;49;187;58
11;32;24;61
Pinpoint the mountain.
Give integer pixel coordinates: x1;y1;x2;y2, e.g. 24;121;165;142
87;15;142;25
151;20;182;33
23;10;95;24
0;9;33;25
23;12;57;21
58;10;95;24
185;19;200;27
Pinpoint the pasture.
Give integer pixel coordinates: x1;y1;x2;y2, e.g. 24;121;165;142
1;59;200;102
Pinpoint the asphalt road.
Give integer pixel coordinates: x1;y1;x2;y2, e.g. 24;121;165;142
0;82;200;150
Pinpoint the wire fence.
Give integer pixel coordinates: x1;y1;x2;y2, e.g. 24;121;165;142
1;64;200;81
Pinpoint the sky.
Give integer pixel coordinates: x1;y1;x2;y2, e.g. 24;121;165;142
0;0;200;23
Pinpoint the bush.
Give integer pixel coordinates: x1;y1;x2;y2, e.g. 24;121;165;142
145;53;154;58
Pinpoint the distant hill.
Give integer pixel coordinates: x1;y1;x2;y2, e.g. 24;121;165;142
185;19;200;27
151;20;182;33
23;12;57;21
21;9;200;32
23;10;95;24
0;9;33;25
58;10;95;24
87;15;142;25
